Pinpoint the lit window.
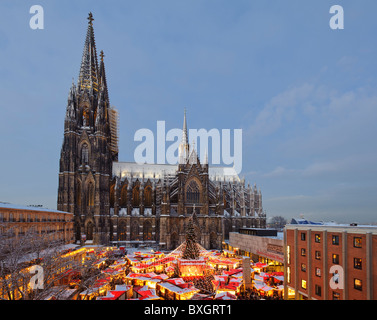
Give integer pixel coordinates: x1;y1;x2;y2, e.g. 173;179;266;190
301;248;306;256
332;254;339;264
333;291;340;300
315;267;321;277
315;250;321;260
332;235;339;245
301;263;306;272
354;258;362;270
354;278;362;291
354;237;362;248
301;279;307;289
315;234;321;243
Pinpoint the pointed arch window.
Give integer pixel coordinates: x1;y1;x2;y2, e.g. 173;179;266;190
143;221;153;241
110;184;115;208
132;186;140;207
144;186;152;207
120;185;127;208
130;221;139;241
81;143;89;164
186;180;200;204
118;221;127;241
77;181;82;208
88;182;95;207
83;108;90;127
86;221;94;240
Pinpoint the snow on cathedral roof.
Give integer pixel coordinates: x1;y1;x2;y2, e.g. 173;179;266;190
112;161;240;182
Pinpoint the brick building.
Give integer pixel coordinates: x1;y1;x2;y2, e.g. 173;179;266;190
284;222;377;300
0;202;74;244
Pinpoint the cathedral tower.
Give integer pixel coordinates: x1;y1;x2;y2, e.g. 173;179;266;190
57;13;118;244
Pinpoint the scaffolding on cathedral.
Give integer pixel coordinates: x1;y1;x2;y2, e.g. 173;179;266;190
108;106;119;155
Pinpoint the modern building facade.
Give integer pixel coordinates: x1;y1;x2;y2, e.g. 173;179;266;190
227;228;284;268
284;223;377;300
57;13;266;249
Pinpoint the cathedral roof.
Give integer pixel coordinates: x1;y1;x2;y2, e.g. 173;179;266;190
112;161;240;182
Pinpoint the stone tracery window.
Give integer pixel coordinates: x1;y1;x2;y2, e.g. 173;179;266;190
186;180;200;204
120;185;127;207
132;185;140;207
87;182;94;207
130;221;139;241
143;221;153;241
81;143;89;164
118;221;127;241
109;184;115;208
144;186;152;207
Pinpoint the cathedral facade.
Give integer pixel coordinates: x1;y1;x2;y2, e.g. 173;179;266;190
57;13;266;250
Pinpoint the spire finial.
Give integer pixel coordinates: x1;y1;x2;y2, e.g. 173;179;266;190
182;108;188;145
88;12;94;25
100;50;105;62
78;12;99;93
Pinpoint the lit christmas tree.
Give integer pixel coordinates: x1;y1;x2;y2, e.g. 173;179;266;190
181;213;200;260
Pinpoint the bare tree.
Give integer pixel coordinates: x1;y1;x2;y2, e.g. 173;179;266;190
268;216;287;230
0;225;104;300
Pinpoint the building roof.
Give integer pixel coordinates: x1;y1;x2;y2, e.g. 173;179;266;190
112;161;240;182
158;281;200;295
286;219;377;234
0;202;72;215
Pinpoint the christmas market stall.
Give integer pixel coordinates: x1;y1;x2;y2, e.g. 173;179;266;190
124;272;169;289
78;277;111;300
214;291;237;300
129;285;161;300
96;285;133;300
156;278;200;300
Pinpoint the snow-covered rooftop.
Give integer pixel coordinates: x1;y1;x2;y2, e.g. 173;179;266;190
287;218;377;232
0;202;72;214
112;161;240;182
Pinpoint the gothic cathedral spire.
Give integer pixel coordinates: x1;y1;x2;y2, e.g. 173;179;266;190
58;13;115;245
179;108;190;164
78;12;99;95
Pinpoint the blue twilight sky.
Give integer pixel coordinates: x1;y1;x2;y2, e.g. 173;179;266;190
0;1;376;224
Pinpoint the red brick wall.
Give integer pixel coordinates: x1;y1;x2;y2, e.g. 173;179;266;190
346;233;367;300
285;227;377;300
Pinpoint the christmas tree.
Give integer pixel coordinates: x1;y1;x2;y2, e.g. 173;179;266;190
181;214;200;260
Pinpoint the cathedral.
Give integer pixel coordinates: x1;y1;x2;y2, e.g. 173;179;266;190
57;13;266;250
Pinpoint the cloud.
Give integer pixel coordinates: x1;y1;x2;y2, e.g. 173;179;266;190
262;166;297;178
260;152;377;180
244;83;316;140
244;82;377;147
